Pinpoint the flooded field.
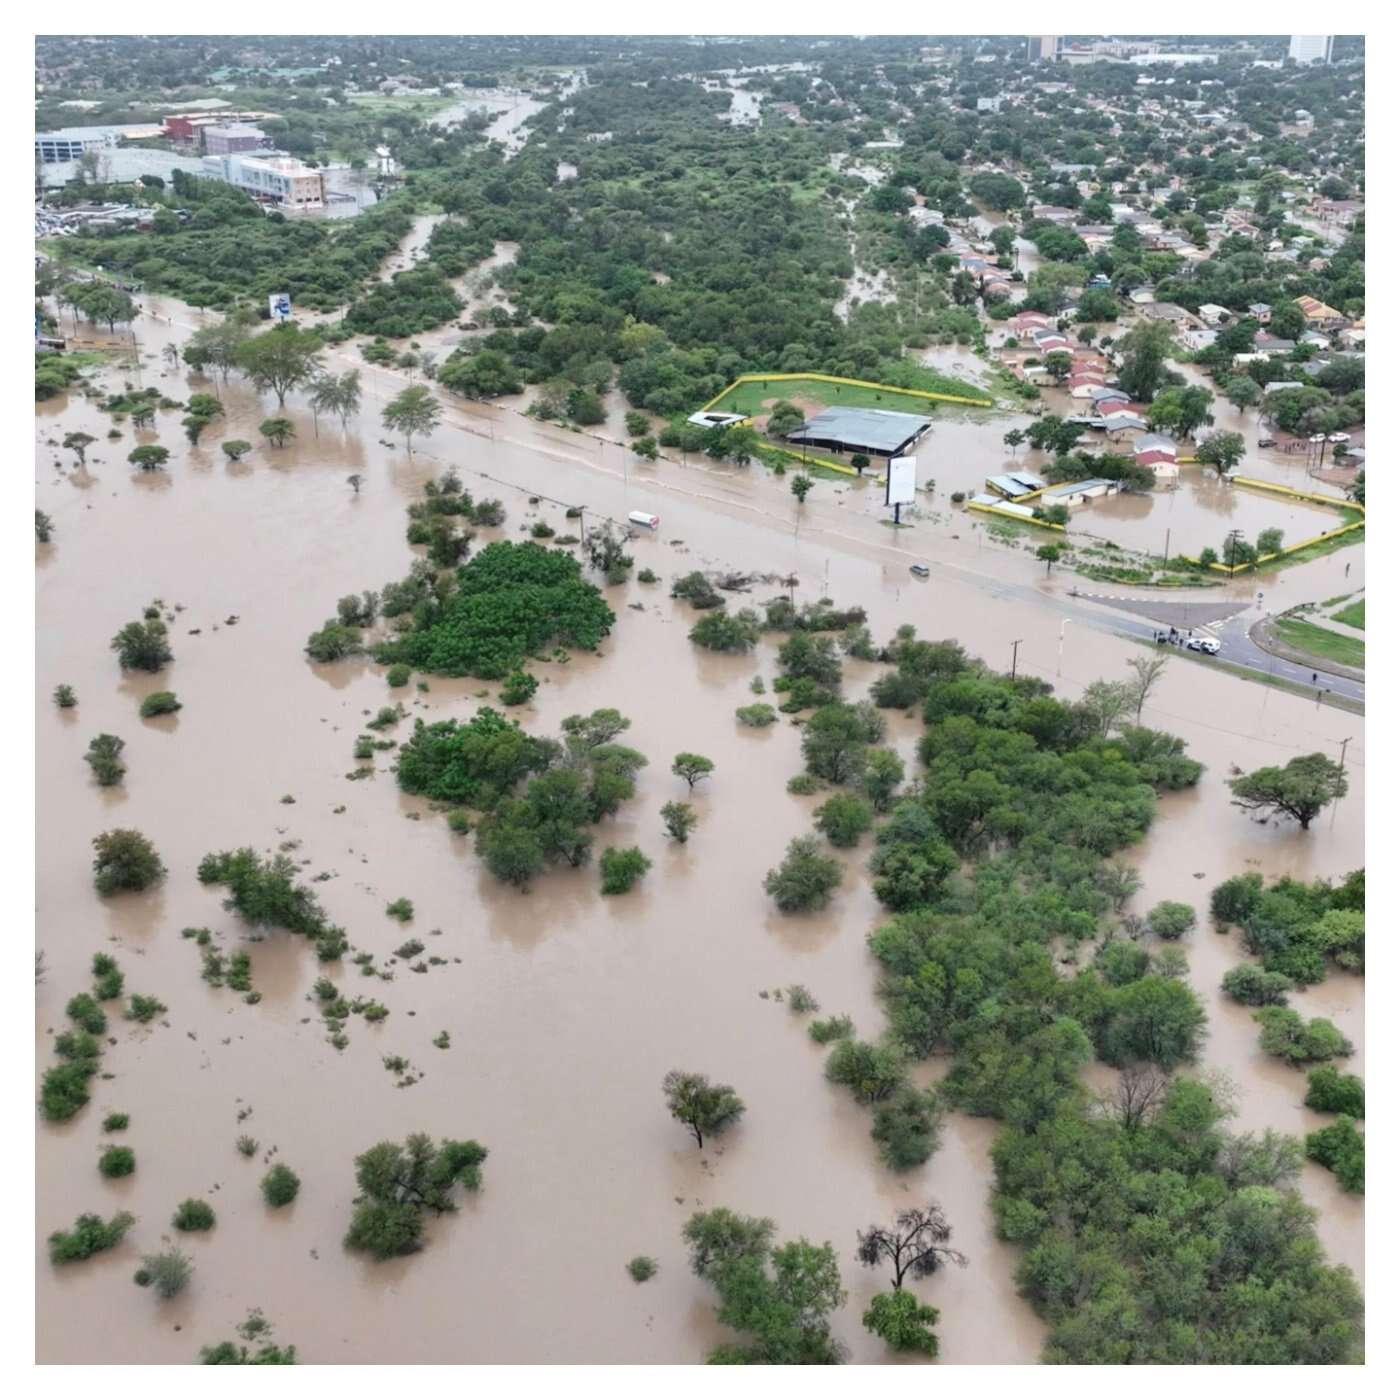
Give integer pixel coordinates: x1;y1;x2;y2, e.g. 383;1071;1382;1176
36;300;1363;1363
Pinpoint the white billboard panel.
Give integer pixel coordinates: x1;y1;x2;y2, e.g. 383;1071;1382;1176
885;455;917;506
268;292;291;321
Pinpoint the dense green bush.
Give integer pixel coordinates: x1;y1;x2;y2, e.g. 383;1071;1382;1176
1147;900;1196;939
1253;1008;1354;1065
92;828;166;896
344;1134;487;1259
139;691;181;717
763;835;842;913
600;846;651;894
690;608;762;652
1305;1066;1364;1117
825;1038;906;1104
261;1164;301;1207
814;792;874;848
735;702;777;727
1305;1117;1364;1193
173;1198;216;1232
98;1146;135;1178
111;618;172;672
137;1248;193;1299
1221;964;1292;1006
85;734;127;787
48;1211;135;1263
375;542;613;679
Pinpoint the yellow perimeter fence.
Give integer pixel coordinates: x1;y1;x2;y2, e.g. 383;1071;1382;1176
700;371;995;413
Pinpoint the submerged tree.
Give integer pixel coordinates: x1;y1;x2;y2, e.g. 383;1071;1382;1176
1230;754;1348;831
662;1070;746;1148
382;384;442;456
855;1204;967;1289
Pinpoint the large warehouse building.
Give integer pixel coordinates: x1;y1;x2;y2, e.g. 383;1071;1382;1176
786;406;934;459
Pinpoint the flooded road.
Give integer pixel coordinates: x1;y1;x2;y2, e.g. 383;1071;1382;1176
36;299;1362;1362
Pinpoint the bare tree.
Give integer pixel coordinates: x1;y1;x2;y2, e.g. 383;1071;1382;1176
1102;1065;1171;1131
1126;654;1169;721
855;1205;967;1290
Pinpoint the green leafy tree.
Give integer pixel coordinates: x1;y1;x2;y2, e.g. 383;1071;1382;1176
814;792;874;847
222;439;252;461
92;828;165;895
236;325;324;406
128;445;170;472
663;1070;746;1147
1196;430;1246;473
344;1134;488;1259
260;417;295;447
790;473;814;505
661;801;698;842
671;752;714;790
63;431;95;465
382;384;442;456
1230;754;1348;831
600;845;650;894
863;1289;941;1356
764;835;842;913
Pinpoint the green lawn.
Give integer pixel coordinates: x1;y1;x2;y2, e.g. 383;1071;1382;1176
1331;599;1365;630
1274;616;1365;670
711;369;985;417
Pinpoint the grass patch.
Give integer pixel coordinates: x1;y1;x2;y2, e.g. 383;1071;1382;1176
707;373;983;418
1273;617;1365;671
1330;599;1364;630
1256;523;1363;573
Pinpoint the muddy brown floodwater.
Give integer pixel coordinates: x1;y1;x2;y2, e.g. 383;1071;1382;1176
36;299;1362;1363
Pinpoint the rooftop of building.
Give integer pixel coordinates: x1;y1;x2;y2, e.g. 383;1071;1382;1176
787;406;934;455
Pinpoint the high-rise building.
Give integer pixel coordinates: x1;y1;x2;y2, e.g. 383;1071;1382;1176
1289;35;1334;64
1028;36;1059;62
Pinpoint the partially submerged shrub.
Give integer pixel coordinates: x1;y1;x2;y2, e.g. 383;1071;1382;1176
49;1211;135;1263
1147;901;1197;939
137;1248;193;1299
103;1113;130;1132
126;993;166;1023
764;836;841;913
172;1198;216;1232
809;1014;855;1044
600;846;651;895
736;702;778;727
85;733;127;787
99;1146;136;1178
627;1255;658;1283
139;690;181;717
92;829;166;896
261;1164;301;1208
386;897;415;922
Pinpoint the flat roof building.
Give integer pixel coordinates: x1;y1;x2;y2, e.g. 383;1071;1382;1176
200;152;325;209
201;123;272;156
35;127;118;163
786;406;933;459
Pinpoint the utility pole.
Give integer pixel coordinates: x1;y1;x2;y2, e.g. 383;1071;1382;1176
1330;735;1350;830
1011;638;1022;679
1057;618;1071;676
1163;527;1170;562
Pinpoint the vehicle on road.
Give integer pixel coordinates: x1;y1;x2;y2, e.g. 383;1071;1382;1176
627;511;660;530
1257;435;1277;448
1186;637;1221;654
909;563;930;578
1327;432;1352;443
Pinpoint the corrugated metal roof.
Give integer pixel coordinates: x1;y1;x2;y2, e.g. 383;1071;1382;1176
787;406;933;454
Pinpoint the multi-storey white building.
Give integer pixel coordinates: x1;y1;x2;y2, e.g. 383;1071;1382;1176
1289;35;1334;64
200;152;326;209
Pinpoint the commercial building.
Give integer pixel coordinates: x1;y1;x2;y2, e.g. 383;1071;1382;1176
201;123;272;156
1028;36;1059;61
200;152;325;209
786;406;933;459
35;127;118;163
164;110;278;144
1288;35;1333;64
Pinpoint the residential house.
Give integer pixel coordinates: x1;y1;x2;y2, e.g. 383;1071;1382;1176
1101;410;1148;435
1294;295;1347;330
1128;286;1156;306
1197;303;1230;326
1133;432;1180;479
1253;333;1296;354
1247;302;1272;324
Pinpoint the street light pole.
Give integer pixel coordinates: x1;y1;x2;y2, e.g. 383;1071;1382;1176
1057;618;1071;676
1330;735;1350;830
1011;638;1022;679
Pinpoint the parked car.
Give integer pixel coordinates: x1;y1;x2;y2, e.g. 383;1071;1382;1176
1327;432;1351;443
1257;435;1277;448
1186;637;1221;655
909;563;930;578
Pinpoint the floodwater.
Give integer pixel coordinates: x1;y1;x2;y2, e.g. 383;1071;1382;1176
431;80;569;157
35;296;1363;1363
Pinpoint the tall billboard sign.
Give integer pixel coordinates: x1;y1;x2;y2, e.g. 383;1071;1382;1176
268;293;291;322
885;456;917;507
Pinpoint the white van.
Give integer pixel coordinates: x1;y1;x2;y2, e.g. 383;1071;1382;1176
627;511;660;530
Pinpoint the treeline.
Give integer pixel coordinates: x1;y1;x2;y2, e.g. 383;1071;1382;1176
825;637;1363;1362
